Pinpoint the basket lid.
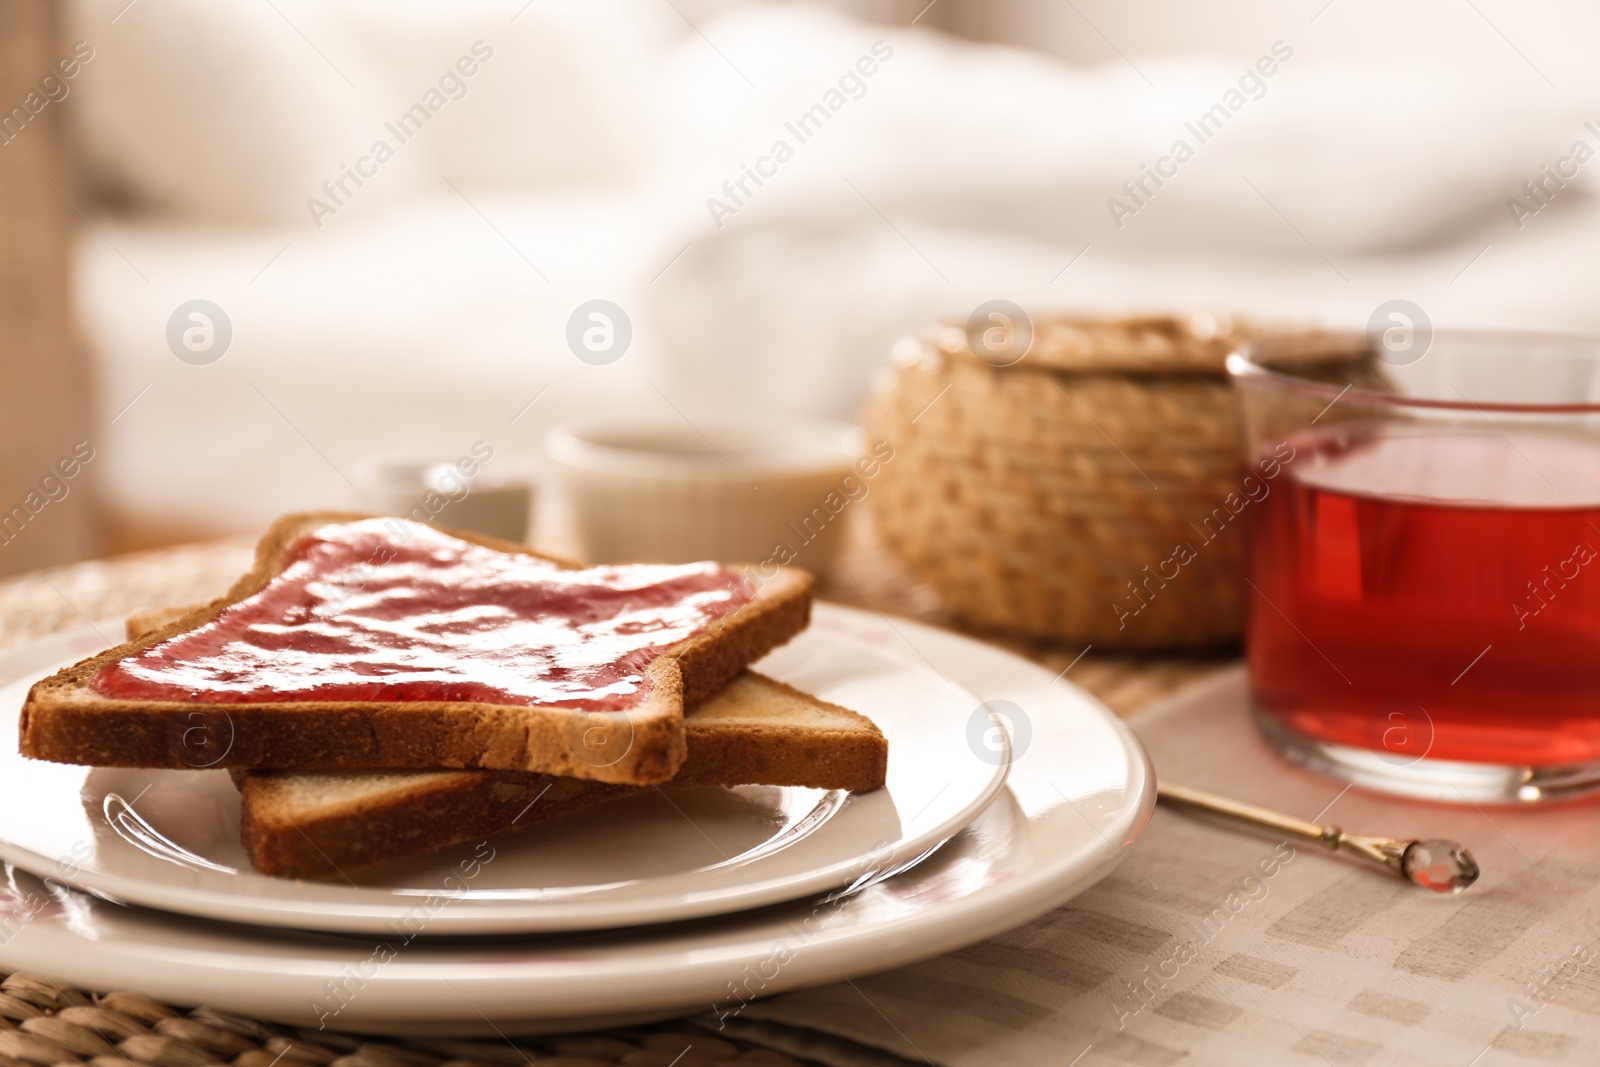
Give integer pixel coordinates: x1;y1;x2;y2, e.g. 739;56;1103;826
927;311;1354;377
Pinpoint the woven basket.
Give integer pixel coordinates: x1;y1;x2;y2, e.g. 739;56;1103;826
862;313;1321;651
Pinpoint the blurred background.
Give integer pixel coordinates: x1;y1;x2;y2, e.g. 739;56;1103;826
4;0;1600;576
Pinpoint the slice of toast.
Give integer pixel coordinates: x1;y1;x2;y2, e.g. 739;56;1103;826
238;672;888;879
20;513;812;785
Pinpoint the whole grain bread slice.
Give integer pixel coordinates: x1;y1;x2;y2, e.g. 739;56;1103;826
237;671;888;880
19;513;812;786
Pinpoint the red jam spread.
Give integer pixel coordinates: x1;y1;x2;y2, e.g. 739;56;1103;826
91;519;754;710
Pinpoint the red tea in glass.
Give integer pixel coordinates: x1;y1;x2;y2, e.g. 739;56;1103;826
1230;330;1600;802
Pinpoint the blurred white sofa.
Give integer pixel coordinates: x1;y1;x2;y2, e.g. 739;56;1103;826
67;0;1600;546
71;0;684;545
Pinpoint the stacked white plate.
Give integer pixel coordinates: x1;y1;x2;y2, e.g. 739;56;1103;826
0;604;1152;1035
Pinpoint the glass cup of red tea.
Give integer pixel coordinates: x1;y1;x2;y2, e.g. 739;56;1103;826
1228;329;1600;803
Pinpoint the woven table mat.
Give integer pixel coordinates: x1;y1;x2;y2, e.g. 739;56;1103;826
0;511;1227;1064
0;973;801;1067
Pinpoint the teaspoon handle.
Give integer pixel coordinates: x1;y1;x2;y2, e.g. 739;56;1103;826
1156;781;1335;847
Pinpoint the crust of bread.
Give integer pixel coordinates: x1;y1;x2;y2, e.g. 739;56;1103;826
654;674;888;791
124;606;191;642
20;512;812;786
241;771;624;882
239;672;888;879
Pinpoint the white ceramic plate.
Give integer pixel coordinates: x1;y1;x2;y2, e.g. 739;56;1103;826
0;608;1007;935
0;604;1153;1035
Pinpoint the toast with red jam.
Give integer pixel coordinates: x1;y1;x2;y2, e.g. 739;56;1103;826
20;513;812;786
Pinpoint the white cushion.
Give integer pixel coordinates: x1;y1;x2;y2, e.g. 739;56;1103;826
69;0;429;225
328;0;674;189
659;4;1595;256
67;0;676;222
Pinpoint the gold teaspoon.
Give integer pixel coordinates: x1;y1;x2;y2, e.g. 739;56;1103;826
1157;782;1480;893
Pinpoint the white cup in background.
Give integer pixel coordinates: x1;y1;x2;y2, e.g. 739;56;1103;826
351;450;536;544
546;415;870;574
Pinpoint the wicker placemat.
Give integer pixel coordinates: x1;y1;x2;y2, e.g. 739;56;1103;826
0;510;1226;1061
0;970;801;1066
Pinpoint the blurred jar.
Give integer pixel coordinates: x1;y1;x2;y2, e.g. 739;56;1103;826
352;447;534;544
